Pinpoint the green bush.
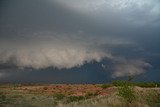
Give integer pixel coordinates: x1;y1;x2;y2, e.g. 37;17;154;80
67;96;85;102
115;80;136;103
100;84;112;89
31;97;36;100
112;80;131;87
0;92;11;104
145;91;160;107
85;92;98;98
118;85;136;103
53;94;65;100
0;94;6;101
134;82;160;88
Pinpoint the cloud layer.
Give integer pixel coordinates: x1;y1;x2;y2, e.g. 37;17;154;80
0;32;114;69
0;0;159;80
112;59;151;78
54;0;160;26
0;31;151;78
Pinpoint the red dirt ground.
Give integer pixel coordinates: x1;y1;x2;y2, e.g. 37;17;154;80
0;84;116;96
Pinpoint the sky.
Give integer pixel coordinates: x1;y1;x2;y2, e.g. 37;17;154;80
0;0;160;83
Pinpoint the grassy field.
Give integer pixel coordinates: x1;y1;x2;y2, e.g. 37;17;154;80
0;82;160;107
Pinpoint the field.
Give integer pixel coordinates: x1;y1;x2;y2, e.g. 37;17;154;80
0;83;160;107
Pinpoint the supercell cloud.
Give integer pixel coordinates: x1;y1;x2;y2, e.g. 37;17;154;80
0;0;160;81
0;32;113;69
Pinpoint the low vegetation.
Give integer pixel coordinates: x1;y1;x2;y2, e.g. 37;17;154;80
0;82;160;107
134;82;160;88
117;81;136;103
100;84;112;89
67;96;86;103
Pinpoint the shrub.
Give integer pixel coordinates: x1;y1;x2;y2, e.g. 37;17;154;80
112;80;131;87
31;97;36;100
134;82;160;88
117;82;136;103
67;96;85;102
144;91;160;107
85;92;98;98
0;94;6;101
0;92;11;104
53;94;65;100
100;84;112;89
43;87;48;90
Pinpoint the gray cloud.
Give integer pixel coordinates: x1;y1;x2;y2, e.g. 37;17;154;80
0;31;151;78
0;72;4;77
54;0;160;26
112;58;151;78
0;31;116;69
0;0;159;80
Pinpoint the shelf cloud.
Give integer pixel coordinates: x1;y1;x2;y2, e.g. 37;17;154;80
0;31;151;77
0;0;159;81
0;32;114;69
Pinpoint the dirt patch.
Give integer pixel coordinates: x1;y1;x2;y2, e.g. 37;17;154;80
0;84;116;96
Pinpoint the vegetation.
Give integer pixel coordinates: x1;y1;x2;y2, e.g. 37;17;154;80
0;83;160;107
85;92;99;98
117;81;136;103
53;94;66;100
67;96;86;103
100;84;112;89
0;92;12;105
112;80;160;88
134;82;160;88
112;80;130;87
53;93;96;103
112;78;136;103
0;92;7;104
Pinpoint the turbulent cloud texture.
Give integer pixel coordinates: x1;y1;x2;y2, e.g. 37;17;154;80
0;0;159;80
0;31;151;77
0;32;114;69
112;59;151;78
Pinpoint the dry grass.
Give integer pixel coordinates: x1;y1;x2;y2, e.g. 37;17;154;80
0;84;115;96
0;84;160;107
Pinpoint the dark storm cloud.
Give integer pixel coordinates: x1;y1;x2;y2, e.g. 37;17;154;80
0;0;160;79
